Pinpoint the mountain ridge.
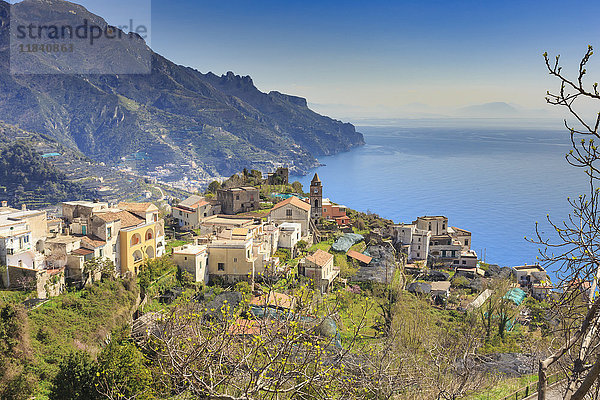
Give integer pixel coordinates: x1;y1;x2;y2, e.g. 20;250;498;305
0;0;364;180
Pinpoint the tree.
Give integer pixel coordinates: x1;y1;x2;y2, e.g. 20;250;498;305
207;180;221;194
291;181;303;194
96;326;155;400
533;46;600;399
296;240;308;254
50;351;101;400
83;258;116;284
142;285;404;399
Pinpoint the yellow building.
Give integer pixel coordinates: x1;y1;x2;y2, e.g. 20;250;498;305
207;238;257;284
119;222;158;275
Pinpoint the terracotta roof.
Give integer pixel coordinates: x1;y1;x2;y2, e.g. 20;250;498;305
81;235;106;249
249;292;295;309
118;202;158;213
271;196;311;212
450;226;471;234
95;211;144;228
46;268;65;276
229;319;262;335
306;249;333;267
72;248;94;256
228;319;283;336
346;250;372;264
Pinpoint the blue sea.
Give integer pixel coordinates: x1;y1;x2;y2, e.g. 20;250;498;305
292;123;589;270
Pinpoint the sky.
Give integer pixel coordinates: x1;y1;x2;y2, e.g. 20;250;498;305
69;0;600;120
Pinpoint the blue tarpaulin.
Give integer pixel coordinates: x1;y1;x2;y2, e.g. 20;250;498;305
503;288;527;306
331;233;364;253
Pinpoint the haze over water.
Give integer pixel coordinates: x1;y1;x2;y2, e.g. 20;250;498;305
292;122;589;271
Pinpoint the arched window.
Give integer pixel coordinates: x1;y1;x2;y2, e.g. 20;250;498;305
145;228;154;241
131;233;141;246
133;250;143;262
145;246;155;259
314;199;319;208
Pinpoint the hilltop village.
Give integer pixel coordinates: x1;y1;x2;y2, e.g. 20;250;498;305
1;167;554;308
0;167;572;399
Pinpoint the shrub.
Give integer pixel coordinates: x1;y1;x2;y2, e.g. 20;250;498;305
49;351;100;400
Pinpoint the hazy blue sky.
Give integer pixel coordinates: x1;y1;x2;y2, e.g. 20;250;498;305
75;0;600;119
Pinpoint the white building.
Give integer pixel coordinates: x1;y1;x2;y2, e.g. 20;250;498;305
389;223;431;261
278;222;302;251
172;244;208;283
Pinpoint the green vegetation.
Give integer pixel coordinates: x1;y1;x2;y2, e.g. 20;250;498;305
0;278;139;399
465;374;538;400
0;142;95;208
165;239;191;255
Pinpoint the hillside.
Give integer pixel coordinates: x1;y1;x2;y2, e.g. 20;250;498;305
0;139;96;208
0;0;364;180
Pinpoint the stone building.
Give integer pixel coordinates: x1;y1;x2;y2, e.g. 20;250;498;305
266;167;289;185
217;186;260;215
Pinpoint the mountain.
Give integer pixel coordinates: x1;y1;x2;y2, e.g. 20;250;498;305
0;0;364;180
455;102;520;118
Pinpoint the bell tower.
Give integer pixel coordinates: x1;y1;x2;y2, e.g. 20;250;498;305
310;173;322;221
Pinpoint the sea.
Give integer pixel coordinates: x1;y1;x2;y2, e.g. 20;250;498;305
291;122;590;272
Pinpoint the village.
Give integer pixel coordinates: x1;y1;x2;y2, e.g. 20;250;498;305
0;166;562;320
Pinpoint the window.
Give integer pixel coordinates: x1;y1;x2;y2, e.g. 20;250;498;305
418;237;421;242
131;234;141;246
465;239;469;246
418;245;421;250
286;209;292;217
236;195;240;200
113;244;116;253
314;199;319;207
233;257;238;263
184;256;187;261
462;260;467;265
442;223;446;229
107;227;112;239
218;262;225;271
416;252;420;258
99;249;103;258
